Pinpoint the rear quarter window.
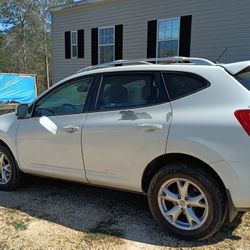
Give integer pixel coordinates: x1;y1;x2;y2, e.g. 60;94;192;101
162;73;210;100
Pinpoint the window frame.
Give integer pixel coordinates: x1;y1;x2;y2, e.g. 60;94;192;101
98;26;115;64
91;71;169;113
30;74;98;118
156;17;181;58
71;30;78;59
161;71;211;101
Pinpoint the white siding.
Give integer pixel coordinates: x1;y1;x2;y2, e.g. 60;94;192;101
52;0;250;82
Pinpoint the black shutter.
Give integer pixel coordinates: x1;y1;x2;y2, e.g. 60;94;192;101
65;31;71;59
91;28;98;65
147;20;157;58
179;15;192;57
115;25;123;60
78;29;84;58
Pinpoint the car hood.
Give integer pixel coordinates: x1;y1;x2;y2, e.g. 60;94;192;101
0;112;17;133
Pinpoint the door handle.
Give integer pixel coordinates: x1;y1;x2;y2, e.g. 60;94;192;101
63;125;80;133
136;124;163;132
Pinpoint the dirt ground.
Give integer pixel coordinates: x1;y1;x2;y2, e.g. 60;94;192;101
0;177;249;250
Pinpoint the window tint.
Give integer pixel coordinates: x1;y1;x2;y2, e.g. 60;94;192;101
163;73;209;100
33;77;94;117
96;73;167;111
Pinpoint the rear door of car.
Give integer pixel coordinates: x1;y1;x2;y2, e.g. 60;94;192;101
82;71;172;192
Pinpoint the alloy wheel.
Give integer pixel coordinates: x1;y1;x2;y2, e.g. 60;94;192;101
0;152;11;184
158;178;209;231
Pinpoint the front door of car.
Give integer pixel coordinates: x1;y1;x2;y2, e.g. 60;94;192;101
82;72;172;191
16;75;96;182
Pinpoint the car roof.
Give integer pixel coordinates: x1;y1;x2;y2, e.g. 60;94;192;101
55;64;219;87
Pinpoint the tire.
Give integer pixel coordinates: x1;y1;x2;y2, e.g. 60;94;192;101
148;162;226;241
0;144;22;191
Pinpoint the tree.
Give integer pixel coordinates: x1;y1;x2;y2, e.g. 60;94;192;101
0;0;73;94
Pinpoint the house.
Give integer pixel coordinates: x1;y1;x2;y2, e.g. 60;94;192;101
50;0;250;82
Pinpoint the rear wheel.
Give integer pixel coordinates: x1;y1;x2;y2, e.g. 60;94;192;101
148;163;226;240
0;144;22;191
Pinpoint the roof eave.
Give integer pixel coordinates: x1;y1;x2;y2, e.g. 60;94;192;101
50;0;106;13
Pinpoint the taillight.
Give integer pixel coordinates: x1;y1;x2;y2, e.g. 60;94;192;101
234;110;250;136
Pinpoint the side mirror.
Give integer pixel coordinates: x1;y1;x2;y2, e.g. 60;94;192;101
15;104;30;119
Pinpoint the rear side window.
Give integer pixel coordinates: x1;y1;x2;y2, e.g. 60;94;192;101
95;73;168;111
235;66;250;90
163;73;209;100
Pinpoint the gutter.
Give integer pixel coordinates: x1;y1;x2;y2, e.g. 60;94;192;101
49;0;107;13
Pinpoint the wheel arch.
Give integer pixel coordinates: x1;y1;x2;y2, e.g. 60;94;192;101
0;139;16;160
141;153;226;194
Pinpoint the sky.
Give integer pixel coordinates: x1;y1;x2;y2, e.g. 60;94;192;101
0;23;13;32
0;24;5;31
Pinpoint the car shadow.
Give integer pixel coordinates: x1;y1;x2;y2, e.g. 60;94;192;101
0;177;244;247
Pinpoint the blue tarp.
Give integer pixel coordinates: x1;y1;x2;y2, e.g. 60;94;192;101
0;74;37;104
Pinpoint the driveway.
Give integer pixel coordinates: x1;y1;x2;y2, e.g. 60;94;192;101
0;177;249;250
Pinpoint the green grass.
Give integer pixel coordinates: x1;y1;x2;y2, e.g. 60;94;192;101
12;221;28;231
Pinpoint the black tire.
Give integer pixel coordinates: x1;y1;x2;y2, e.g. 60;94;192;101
148;162;227;241
0;144;23;191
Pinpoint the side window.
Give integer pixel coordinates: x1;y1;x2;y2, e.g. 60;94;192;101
163;73;209;100
33;76;94;117
96;73;167;111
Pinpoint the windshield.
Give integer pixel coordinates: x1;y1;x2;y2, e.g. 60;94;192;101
235;66;250;90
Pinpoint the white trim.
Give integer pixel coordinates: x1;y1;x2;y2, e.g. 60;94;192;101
71;31;78;59
156;17;180;58
98;26;115;64
50;0;107;13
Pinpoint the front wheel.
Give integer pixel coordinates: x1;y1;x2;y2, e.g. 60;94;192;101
148;163;226;240
0;144;22;191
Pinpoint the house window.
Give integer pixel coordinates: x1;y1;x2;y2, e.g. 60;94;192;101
99;27;115;64
157;18;180;58
71;31;78;58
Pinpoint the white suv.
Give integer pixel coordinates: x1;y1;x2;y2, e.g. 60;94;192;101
0;57;250;240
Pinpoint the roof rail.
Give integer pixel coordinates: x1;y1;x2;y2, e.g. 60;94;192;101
76;60;151;73
76;57;215;74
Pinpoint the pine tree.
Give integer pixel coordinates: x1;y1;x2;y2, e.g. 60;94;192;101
0;0;74;94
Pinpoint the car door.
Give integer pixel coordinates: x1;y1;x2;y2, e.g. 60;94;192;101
16;75;96;182
82;71;172;192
